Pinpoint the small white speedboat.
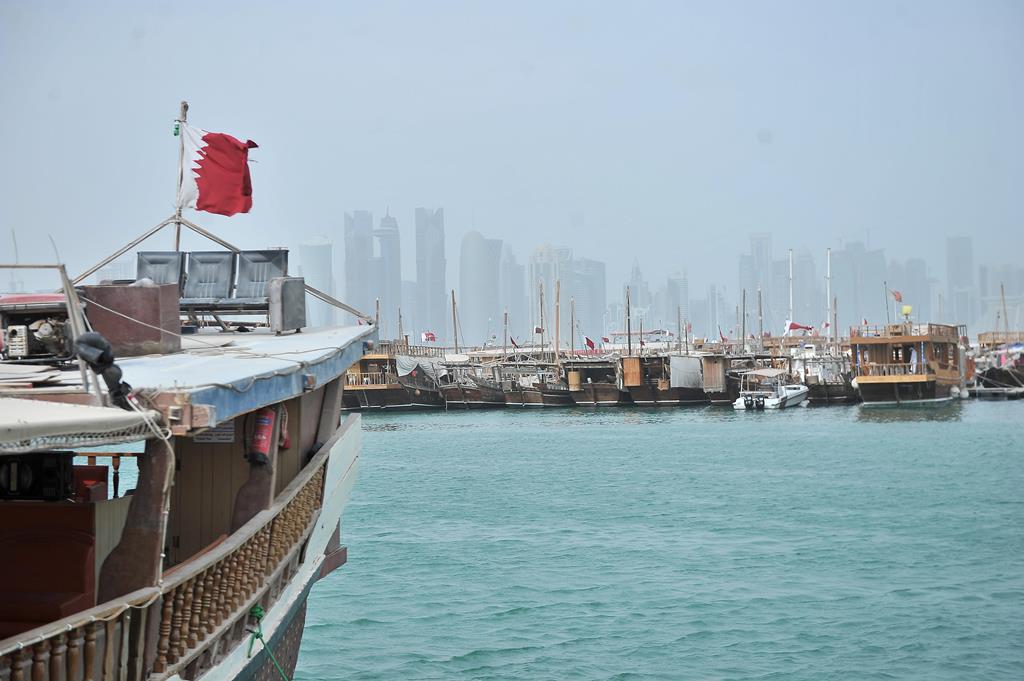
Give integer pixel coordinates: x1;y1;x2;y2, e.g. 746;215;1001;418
733;369;809;410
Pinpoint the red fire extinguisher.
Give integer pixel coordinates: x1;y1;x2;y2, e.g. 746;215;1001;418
247;407;276;465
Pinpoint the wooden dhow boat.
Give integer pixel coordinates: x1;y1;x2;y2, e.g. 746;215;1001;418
565;357;632;407
0;245;370;681
850;322;967;406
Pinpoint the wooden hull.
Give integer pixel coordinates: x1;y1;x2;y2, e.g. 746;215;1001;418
807;381;859;405
504;387;574;407
342;384;444;410
570;382;633;407
627;384;707;406
441;383;506;409
858;378;957;407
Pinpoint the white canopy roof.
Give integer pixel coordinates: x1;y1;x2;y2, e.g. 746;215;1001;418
0;398;160;454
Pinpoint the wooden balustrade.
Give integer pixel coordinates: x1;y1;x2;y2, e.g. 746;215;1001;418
0;435;335;681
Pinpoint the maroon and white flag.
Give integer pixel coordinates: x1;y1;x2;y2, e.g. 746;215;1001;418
177;124;258;216
585;336;595;350
420;331;437;342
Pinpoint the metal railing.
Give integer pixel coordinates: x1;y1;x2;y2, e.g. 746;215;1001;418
851;323;960;339
375;341;448;358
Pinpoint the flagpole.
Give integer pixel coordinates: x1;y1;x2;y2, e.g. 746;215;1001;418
883;281;891;325
174;100;189;251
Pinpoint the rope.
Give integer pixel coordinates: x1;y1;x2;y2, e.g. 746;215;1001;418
246;605;291;681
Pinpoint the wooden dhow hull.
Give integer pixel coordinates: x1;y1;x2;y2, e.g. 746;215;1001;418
857;378;958;407
627;384;707;406
504;387;574;407
570;382;633;407
441;383;506;409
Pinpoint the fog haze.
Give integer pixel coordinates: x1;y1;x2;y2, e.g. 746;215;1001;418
1;0;1021;307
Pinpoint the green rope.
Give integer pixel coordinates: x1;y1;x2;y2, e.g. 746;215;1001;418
247;605;291;681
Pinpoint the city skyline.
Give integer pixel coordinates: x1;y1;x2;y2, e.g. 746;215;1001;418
288;204;1024;346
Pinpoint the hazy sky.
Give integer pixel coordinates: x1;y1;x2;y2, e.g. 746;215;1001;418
1;0;1021;294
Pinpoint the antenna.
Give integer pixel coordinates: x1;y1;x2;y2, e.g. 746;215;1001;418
47;234;63;264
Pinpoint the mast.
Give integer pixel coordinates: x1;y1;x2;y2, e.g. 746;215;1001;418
570;296;576;357
375;297;381;332
757;286;764;353
174;100;189;251
826;247;832;343
451;289;459;354
676;305;682;353
539;281;546;357
626;286;632;356
503;308;508;359
788;248;794;324
555;278;561;367
1001;282;1010;336
397;307;404;346
741;289;747;354
832;295;838;354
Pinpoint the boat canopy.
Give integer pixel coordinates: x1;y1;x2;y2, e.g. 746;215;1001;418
0;397;160;454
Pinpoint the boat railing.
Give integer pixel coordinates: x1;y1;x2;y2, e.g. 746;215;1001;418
851;323;960;339
0;417;344;681
345;371;395;386
854;362;931;377
376;340;448;358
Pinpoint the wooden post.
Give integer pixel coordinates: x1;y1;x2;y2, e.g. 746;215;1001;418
676;305;682;353
757;286;764;353
570;296;575;357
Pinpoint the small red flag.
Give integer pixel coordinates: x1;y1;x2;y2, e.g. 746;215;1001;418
585;336;595;350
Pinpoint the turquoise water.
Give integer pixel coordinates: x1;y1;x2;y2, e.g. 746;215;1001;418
298;403;1023;680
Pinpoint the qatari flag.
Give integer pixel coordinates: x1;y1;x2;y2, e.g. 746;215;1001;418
177;123;258;216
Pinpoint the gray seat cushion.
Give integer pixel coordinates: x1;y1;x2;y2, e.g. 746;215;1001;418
235;251;288;299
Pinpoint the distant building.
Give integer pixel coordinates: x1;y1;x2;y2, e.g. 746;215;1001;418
500;247;527;341
459;231;503;346
343;210;374;321
665;272;690;334
298;237;335;328
415;207;446;341
528;244;572;337
565;257;606;347
374;211;402;338
946;236;974;326
832;241;886;331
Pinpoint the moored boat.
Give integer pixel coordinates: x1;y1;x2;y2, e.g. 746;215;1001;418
851;322;967;407
566;357;632;406
733;368;809;410
623;354;707;406
1;241;367;681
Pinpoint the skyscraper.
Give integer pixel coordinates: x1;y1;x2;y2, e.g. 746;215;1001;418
946;236;974;325
374;211;401;337
565;257;606;346
528;244;572;334
415;207;446;340
459;231;503;346
343;210;374;321
500;247;527;341
298;236;335;328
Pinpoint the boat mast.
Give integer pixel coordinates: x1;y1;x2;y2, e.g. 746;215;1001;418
397;307;404;346
741;289;747;354
757;286;764;353
539;281;546;357
677;304;682;353
788;248;794;325
451;289;459;354
503;308;508;359
826;247;832;344
570;296;576;357
555;279;562;369
1001;282;1010;336
626;286;632;356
